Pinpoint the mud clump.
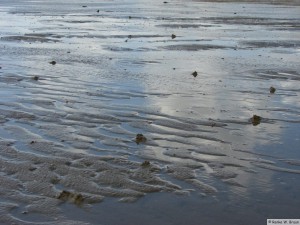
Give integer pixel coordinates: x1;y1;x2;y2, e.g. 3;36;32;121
32;76;39;81
58;190;84;205
269;86;276;94
136;134;147;144
49;61;56;65
192;71;198;77
250;115;262;126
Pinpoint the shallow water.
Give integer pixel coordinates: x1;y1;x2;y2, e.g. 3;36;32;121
0;0;300;224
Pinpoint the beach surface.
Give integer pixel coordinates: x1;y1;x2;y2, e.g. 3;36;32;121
0;0;300;224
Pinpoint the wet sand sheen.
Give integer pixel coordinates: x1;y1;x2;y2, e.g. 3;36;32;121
0;0;300;224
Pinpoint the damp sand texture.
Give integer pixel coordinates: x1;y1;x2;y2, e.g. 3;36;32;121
0;0;300;225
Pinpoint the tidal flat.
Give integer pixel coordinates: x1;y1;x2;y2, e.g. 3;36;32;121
0;0;299;224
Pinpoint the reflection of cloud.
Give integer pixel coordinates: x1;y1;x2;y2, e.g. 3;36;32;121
2;0;299;213
134;5;300;200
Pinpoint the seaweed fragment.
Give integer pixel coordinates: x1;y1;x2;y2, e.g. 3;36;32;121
250;115;261;126
58;190;71;201
136;134;147;144
141;160;150;167
57;190;85;205
269;86;276;94
74;194;84;205
32;76;39;81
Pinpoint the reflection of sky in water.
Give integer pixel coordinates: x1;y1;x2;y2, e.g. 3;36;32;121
2;0;299;163
3;0;299;184
115;3;300;207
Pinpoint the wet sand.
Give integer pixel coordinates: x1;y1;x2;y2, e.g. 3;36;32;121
0;0;300;224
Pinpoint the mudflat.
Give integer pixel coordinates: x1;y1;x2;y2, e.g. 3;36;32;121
0;0;299;225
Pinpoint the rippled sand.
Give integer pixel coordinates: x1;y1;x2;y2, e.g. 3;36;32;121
0;0;300;224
